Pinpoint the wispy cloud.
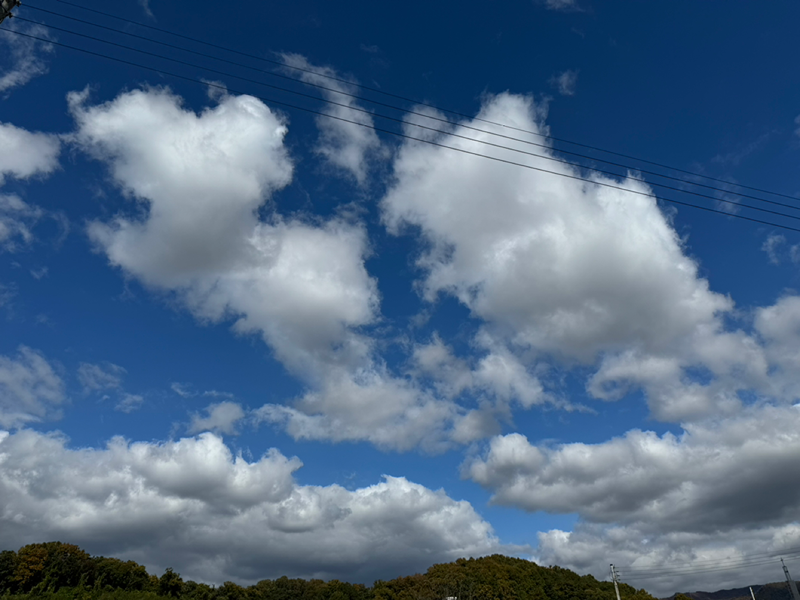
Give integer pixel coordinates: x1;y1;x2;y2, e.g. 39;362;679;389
538;0;581;12
0;21;54;94
137;0;154;18
762;233;786;265
550;69;579;96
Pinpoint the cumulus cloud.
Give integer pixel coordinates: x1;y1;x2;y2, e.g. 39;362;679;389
70;86;469;451
468;406;800;531
0;20;54;94
281;53;385;184
536;522;800;597
0;429;505;584
383;93;729;363
379;92;796;423
258;368;463;452
551;70;579;96
0;122;60;250
188;401;246;435
0;346;64;428
71;88;379;378
465;405;800;593
0;122;60;185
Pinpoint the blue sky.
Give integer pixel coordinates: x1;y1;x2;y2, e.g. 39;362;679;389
3;0;800;595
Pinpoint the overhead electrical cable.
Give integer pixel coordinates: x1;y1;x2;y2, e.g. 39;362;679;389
20;3;800;212
619;549;800;573
36;0;800;204
623;554;800;577
12;15;800;225
5;25;800;235
621;556;800;582
619;547;800;573
618;553;800;581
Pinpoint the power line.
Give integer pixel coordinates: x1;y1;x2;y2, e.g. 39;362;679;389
40;0;800;204
11;15;800;226
4;25;800;235
620;555;800;582
619;547;800;572
21;2;800;213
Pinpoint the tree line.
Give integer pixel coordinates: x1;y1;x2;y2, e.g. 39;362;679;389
0;542;656;600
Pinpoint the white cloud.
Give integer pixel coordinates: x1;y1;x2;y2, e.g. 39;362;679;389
0;122;60;185
188;401;246;435
536;523;800;597
551;70;579;96
115;393;144;413
383;93;730;364
71;86;467;451
137;0;154;18
0;429;506;584
171;382;194;397
0;122;60;250
257;365;462;452
465;405;800;594
281;53;385;184
467;405;800;532
762;233;786;265
0;194;42;251
0;346;64;428
0;21;54;94
77;362;126;393
72;88;378;379
379;93;797;423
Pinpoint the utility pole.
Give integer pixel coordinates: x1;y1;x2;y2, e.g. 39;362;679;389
0;0;21;24
782;559;800;600
610;564;622;600
749;587;757;600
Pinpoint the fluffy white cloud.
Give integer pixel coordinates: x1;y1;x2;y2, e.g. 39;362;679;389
383;93;730;363
0;122;60;184
536;523;800;597
467;405;800;531
380;93;797;423
72;87;379;380
465;405;800;593
71;87;293;287
258;368;460;452
282;53;385;184
0;21;53;94
0;429;505;583
0;346;64;428
188;401;246;435
71;86;469;451
0;122;60;250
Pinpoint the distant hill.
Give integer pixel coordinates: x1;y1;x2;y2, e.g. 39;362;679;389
664;582;794;600
1;541;659;600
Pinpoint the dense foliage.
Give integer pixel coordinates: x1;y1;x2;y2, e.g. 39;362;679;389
0;542;655;600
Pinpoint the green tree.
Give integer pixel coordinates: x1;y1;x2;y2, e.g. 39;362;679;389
0;550;17;593
159;568;184;598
